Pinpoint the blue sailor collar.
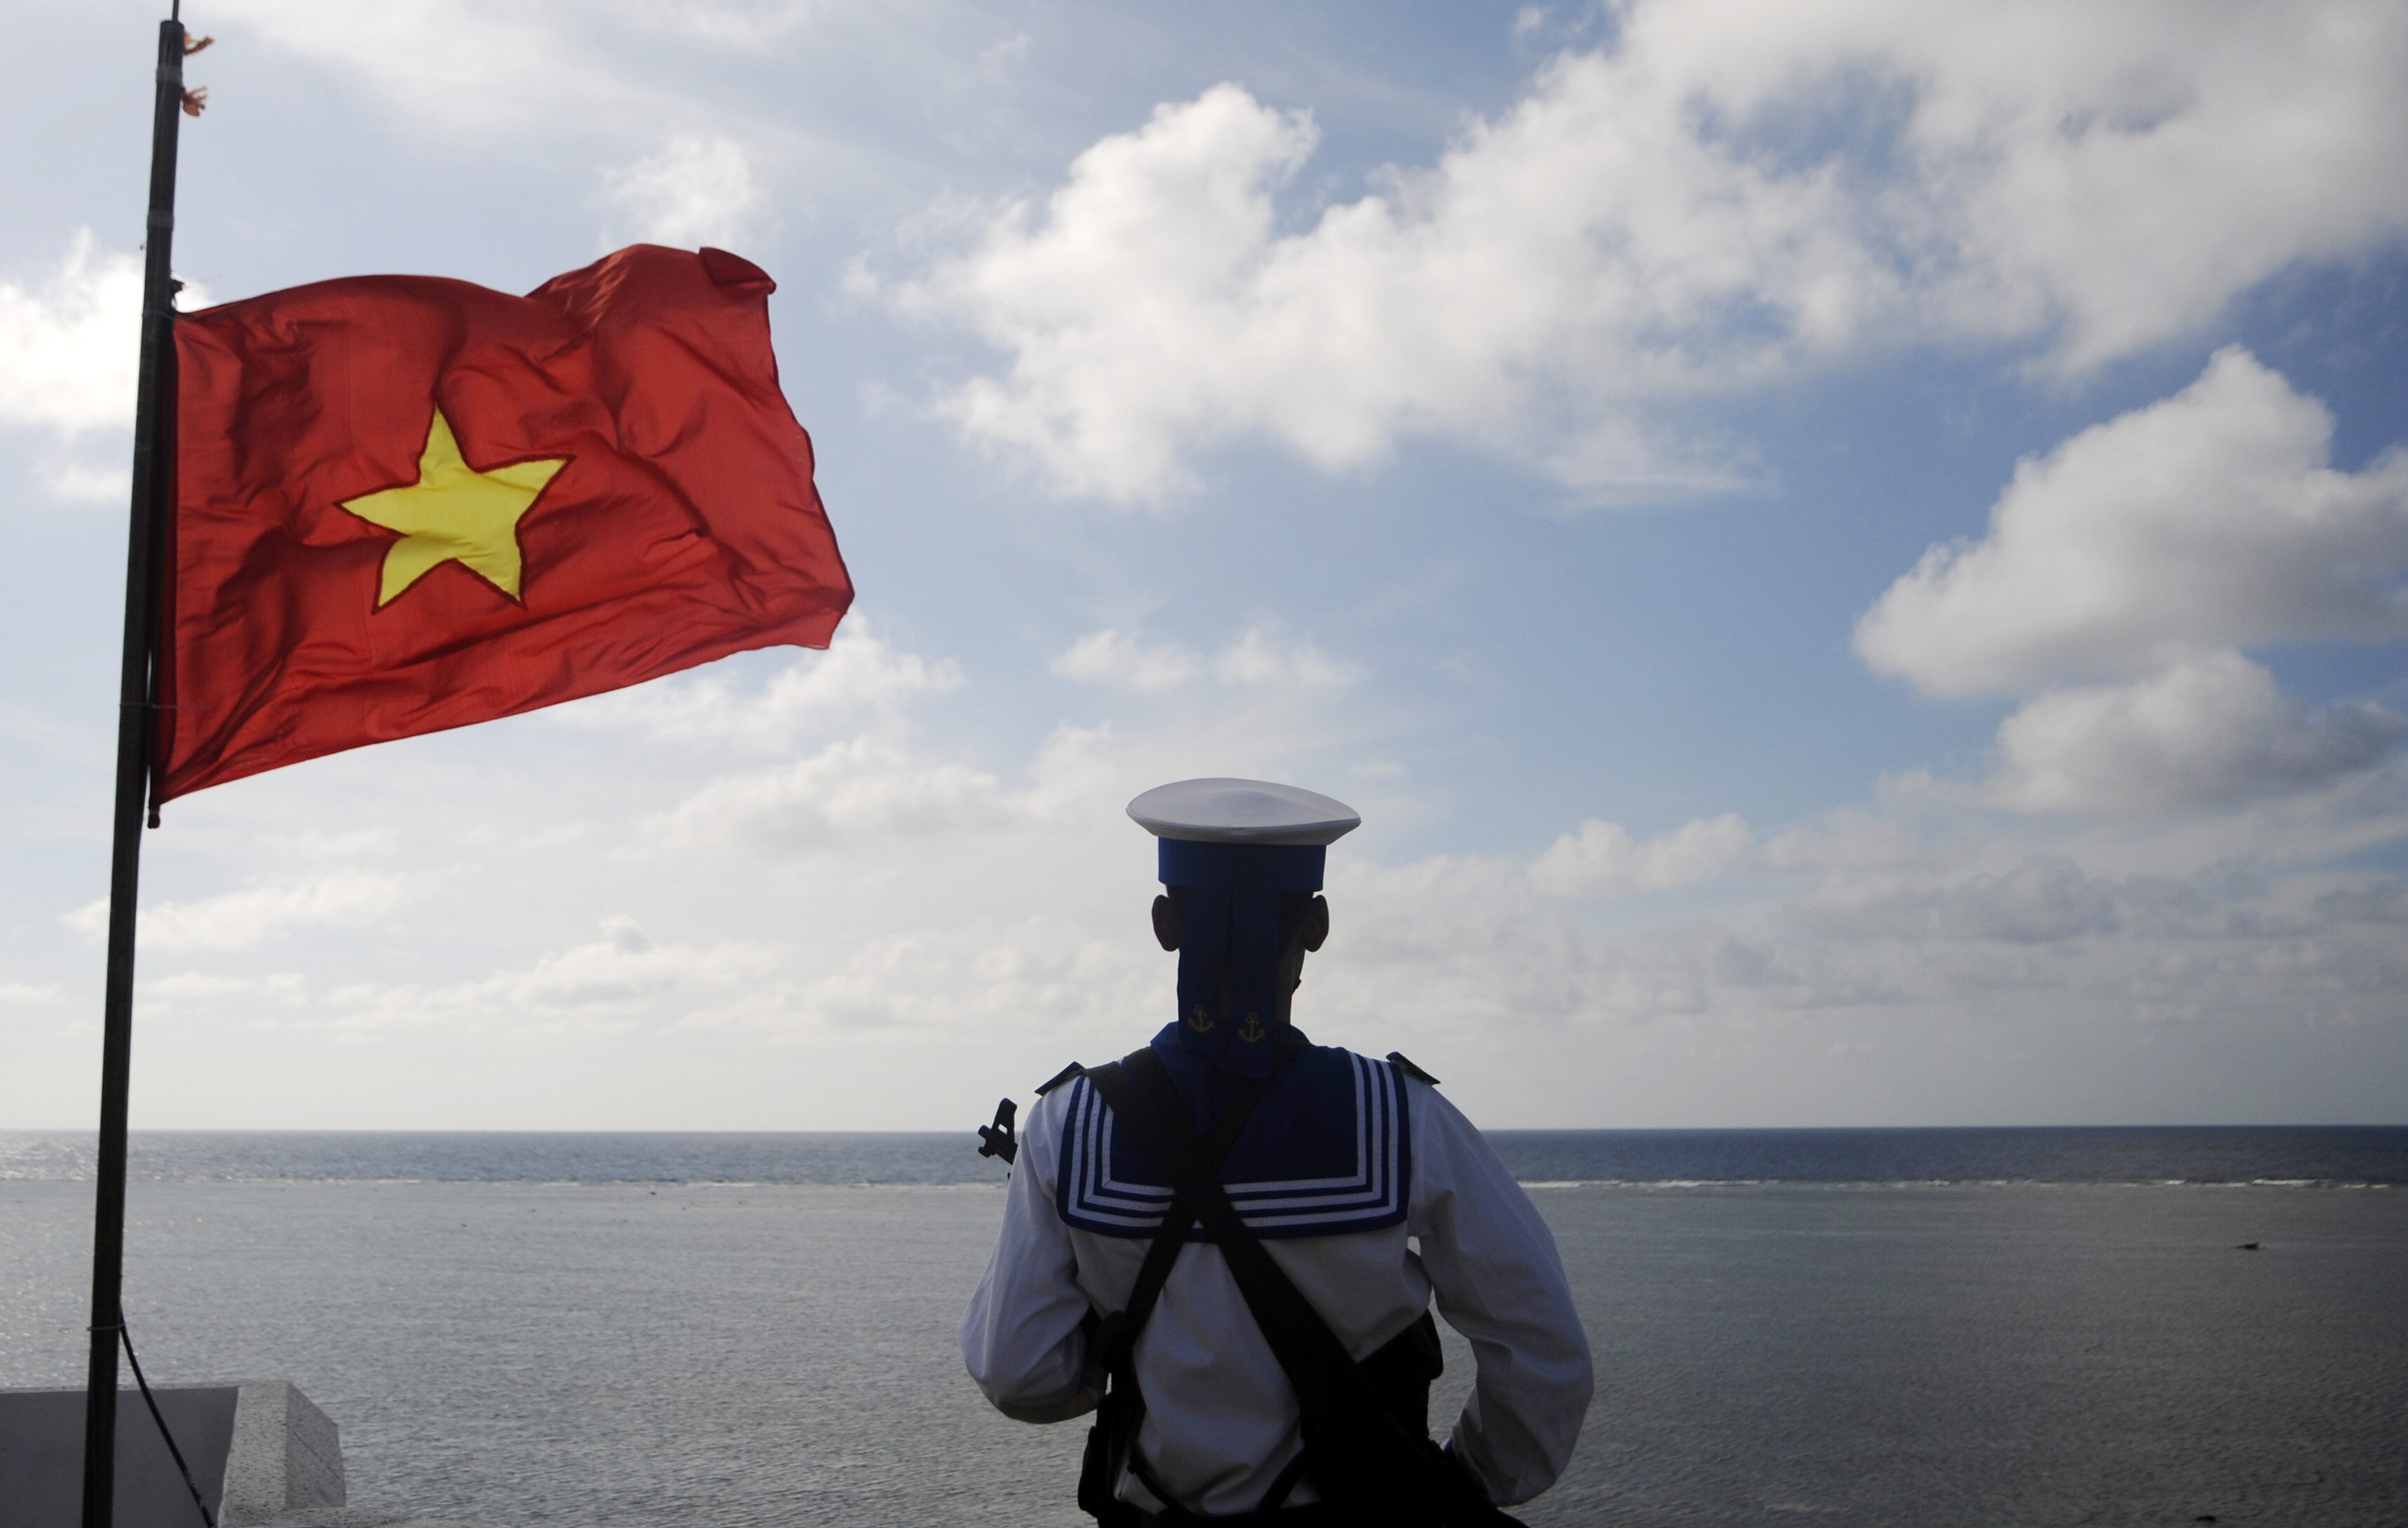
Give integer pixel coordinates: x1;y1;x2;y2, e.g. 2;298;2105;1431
1056;1027;1413;1241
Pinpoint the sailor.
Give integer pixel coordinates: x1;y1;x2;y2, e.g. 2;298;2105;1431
961;778;1593;1525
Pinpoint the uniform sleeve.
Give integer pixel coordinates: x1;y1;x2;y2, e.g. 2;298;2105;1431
959;1090;1103;1424
1409;1081;1593;1506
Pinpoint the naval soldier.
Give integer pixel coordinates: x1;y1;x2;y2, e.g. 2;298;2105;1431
962;779;1592;1525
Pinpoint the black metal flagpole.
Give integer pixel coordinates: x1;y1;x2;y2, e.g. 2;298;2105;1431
82;11;188;1527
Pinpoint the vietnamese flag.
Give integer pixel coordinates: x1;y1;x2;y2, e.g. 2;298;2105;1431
155;242;852;807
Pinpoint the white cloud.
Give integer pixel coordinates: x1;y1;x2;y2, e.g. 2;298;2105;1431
1318;821;2408;1063
1979;652;2403;816
1762;812;1935;876
205;0;646;133
41;461;130;503
630;0;817;49
693;919;1157;1039
496;915;772;1010
1857;349;2408;697
876;5;2408;501
1792;855;2126;945
0;231;144;438
0;704;101;768
13;594;2404;1121
1213;628;1359;689
142;971;309;1003
206;0;817;137
558;625;958;749
1053;625;1360;692
603;132;766;249
65;872;406;952
0;982;61;1004
326;917;778;1030
652;714;1123;854
1053;630;1201;692
1530;814;1757;898
1853;350;2408;817
0;232;210;511
976;32;1032;81
656;735;1018;847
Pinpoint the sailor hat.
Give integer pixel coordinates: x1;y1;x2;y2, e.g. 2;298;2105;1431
1126;777;1360;846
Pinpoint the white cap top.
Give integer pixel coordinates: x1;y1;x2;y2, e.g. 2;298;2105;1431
1126;777;1361;846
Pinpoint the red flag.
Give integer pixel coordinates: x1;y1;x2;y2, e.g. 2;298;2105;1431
156;243;852;806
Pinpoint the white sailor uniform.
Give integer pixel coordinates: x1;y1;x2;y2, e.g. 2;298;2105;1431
960;1038;1593;1517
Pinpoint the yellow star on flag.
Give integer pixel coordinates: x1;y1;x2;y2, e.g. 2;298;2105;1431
340;407;567;607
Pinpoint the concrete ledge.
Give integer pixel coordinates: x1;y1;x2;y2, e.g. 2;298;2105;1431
1;1383;237;1528
219;1382;342;1526
0;1381;466;1528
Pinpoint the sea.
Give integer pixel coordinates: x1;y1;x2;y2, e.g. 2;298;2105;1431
2;1128;2404;1528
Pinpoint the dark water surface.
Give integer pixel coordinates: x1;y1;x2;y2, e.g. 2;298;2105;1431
2;1131;2402;1527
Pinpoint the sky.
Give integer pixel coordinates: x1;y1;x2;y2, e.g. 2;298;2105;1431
2;0;2404;1130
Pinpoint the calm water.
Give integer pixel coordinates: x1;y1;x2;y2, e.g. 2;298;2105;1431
2;1130;2403;1527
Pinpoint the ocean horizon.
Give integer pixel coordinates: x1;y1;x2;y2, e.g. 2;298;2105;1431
6;1124;2407;1188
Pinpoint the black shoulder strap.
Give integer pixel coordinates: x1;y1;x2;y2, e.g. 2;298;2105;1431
1086;1050;1365;1385
1077;1054;1283;1525
1086;1050;1519;1527
1110;1056;1274;1335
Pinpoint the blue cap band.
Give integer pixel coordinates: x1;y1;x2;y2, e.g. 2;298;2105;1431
1157;839;1326;891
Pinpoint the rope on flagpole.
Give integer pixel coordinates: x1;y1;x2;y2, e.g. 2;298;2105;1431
118;1311;219;1528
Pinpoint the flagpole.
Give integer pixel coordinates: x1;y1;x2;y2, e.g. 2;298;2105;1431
83;12;188;1527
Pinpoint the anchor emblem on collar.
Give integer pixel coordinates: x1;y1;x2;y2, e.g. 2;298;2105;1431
1237;1013;1267;1043
1187;1004;1215;1033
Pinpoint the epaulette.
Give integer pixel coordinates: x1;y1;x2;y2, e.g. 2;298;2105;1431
1385;1050;1441;1085
1034;1062;1087;1096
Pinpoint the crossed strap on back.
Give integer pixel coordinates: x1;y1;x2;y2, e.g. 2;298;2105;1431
1077;1050;1285;1525
1081;1046;1521;1528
